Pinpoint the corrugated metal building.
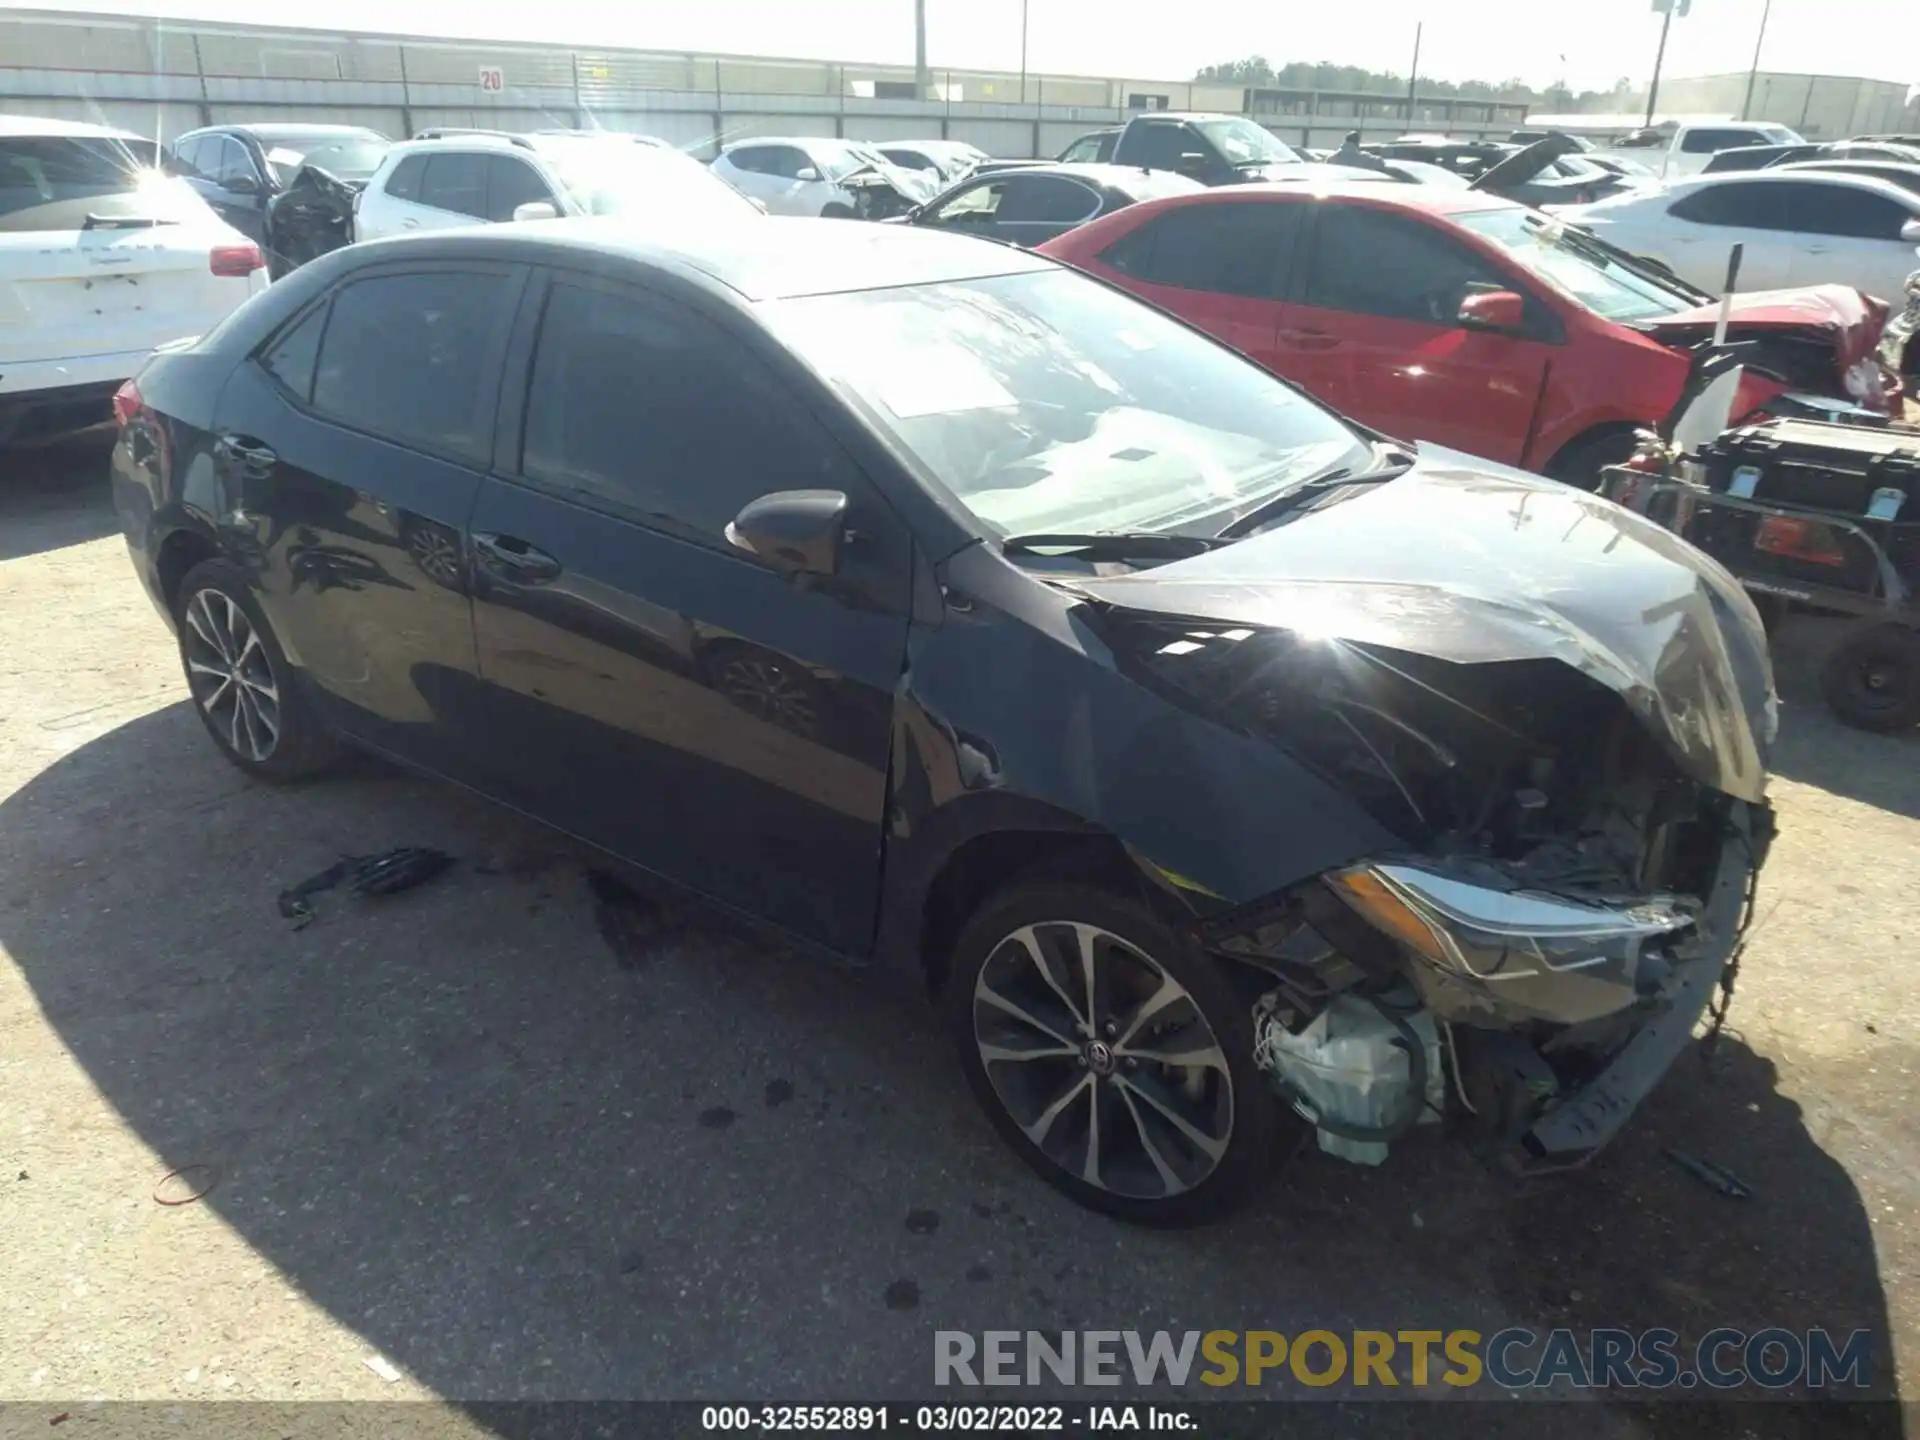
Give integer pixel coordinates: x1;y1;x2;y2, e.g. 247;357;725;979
1652;72;1919;139
0;6;1525;156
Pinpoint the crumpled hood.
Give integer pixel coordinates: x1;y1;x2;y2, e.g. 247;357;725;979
1637;285;1890;369
1070;446;1777;804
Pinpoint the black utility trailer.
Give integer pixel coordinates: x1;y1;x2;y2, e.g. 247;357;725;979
1603;417;1920;732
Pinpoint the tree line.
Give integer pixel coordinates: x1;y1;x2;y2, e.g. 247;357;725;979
1193;56;1641;113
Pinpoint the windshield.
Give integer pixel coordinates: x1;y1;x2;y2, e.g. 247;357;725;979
537;138;761;221
1457;207;1692;323
763;269;1367;540
1193;118;1300;167
261;134;386;184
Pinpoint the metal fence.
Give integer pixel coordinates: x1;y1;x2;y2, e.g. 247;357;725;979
0;7;1527;157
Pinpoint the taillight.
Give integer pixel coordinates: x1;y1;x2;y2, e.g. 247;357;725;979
1754;515;1847;567
112;378;144;428
210;242;265;277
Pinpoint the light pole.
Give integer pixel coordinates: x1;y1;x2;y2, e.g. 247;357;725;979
914;0;929;100
1019;0;1030;104
1406;21;1422;124
1645;0;1689;128
1741;0;1773;121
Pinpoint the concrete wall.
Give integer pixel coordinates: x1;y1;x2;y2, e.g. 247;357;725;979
0;7;1529;156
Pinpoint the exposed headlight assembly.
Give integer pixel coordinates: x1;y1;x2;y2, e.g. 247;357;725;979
1329;863;1696;1001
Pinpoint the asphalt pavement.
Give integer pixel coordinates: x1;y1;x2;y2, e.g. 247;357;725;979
1;434;1915;1437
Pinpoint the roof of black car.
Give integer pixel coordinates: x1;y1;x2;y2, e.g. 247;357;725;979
383;216;1052;301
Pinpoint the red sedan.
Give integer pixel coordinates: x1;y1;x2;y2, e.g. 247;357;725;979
1038;184;1894;483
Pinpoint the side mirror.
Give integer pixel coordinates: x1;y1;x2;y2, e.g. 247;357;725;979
225;173;261;196
512;200;559;222
1175;151;1211;178
1456;287;1527;333
795;166;821;182
1901;217;1920;244
725;490;848;576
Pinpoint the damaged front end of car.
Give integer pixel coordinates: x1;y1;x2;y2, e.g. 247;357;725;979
1070;459;1779;1173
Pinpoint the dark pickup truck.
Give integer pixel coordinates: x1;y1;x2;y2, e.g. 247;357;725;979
979;112;1305;184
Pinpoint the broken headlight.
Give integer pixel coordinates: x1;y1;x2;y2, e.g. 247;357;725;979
1329;863;1695;987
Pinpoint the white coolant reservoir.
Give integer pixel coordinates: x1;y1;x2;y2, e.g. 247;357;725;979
1258;993;1444;1166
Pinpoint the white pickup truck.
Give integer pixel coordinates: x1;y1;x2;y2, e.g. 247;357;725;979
1614;120;1807;179
1;115;267;445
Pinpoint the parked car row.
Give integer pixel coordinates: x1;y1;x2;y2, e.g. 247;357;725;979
110;213;1780;1225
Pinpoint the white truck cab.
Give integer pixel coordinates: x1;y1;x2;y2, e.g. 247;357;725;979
1616;121;1806;179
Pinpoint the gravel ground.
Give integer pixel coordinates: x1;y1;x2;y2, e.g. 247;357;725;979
1;434;1915;1435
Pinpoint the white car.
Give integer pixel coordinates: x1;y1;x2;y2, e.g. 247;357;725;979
1612;121;1806;179
709;137;937;217
1;114;267;445
354;130;760;242
1563;170;1920;300
875;139;988;183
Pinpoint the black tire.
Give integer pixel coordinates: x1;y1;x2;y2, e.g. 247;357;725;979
1820;623;1920;733
173;558;341;780
1547;429;1641;493
820;203;858;219
945;880;1282;1226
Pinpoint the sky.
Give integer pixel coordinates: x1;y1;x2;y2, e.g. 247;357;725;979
12;0;1920;93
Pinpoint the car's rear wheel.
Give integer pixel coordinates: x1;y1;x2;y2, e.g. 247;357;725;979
174;558;339;779
1821;623;1920;732
946;881;1281;1226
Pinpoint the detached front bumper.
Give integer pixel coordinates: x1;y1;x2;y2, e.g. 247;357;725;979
1513;803;1769;1171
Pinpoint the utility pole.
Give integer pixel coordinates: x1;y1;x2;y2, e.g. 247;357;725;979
914;0;929;100
1406;21;1422;123
1019;0;1030;104
1645;0;1688;127
1740;0;1773;120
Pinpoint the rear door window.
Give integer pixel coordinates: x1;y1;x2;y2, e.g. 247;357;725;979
1683;128;1768;154
257;303;328;403
418;152;488;217
310;268;517;464
996;175;1101;224
1102;200;1303;297
0;133;167;232
1298;203;1509;323
383;153;427;202
1669;181;1798;230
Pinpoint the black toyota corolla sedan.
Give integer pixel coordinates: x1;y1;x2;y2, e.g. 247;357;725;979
111;217;1776;1225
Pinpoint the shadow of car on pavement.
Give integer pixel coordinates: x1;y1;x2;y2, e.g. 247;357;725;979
0;702;1900;1432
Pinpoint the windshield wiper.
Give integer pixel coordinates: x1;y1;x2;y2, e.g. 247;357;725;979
1214;446;1415;539
1001;532;1227;561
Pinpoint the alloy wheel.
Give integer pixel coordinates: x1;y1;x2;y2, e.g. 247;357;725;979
408;525;462;587
715;655;818;737
183;588;281;763
971;921;1234;1200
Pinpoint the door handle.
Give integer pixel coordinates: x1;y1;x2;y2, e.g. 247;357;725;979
472;531;560;581
214;433;277;469
1279;328;1340;351
400;218;421;230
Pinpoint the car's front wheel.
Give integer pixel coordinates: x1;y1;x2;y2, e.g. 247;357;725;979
174;558;339;780
946;881;1282;1226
